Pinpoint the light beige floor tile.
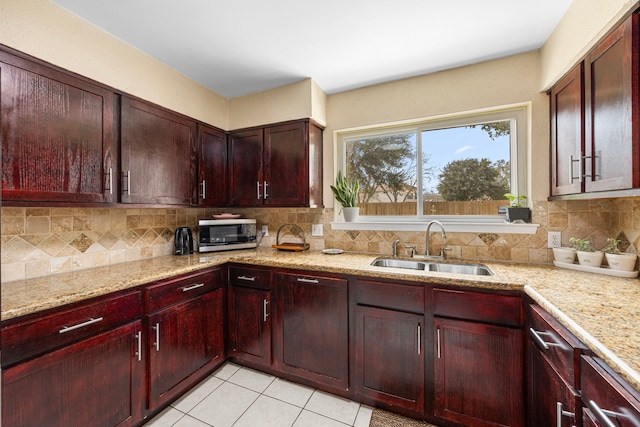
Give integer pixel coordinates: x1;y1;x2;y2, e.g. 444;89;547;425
172;415;212;427
227;366;276;393
263;377;314;407
213;362;241;380
353;406;374;427
143;406;184;427
188;382;258;427
233;395;302;427
304;391;360;425
293;410;351;427
172;375;224;413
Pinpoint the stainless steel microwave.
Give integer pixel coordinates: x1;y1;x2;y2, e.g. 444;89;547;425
198;219;257;252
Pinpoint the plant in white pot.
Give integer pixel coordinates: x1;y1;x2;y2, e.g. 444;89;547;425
570;237;603;267
603;238;637;271
331;171;360;222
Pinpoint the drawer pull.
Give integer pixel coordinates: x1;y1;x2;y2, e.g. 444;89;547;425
297;277;319;284
59;317;104;334
182;283;205;292
589;400;623;427
529;328;563;350
238;275;256;282
556;402;574;427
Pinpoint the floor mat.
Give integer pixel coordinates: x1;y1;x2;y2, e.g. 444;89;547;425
368;408;440;427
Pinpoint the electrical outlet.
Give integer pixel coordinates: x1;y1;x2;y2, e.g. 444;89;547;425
261;225;269;237
311;224;323;237
548;231;561;248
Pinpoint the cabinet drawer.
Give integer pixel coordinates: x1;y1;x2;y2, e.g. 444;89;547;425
356;279;424;313
146;268;222;313
581;355;640;427
528;304;586;387
2;291;141;367
229;265;271;290
433;288;522;327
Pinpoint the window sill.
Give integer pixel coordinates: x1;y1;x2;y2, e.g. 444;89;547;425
330;220;539;234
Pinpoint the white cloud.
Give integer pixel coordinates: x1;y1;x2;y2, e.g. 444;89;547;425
456;145;474;154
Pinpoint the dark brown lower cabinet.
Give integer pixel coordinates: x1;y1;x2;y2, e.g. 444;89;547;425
147;288;224;410
2;321;145;427
355;306;424;413
274;272;349;392
228;285;272;367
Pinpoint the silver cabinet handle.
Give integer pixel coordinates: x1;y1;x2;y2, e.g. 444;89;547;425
59;317;104;334
263;299;269;322
135;331;142;362
417;324;421;355
569;155;581;183
582;155;593;179
589;400;620;427
107;167;113;195
263;181;268;199
297;277;319;284
437;328;441;359
123;170;131;194
529;328;563;350
182;283;205;292
200;180;206;199
556;402;574;427
257;181;262;199
153;322;160;352
238;275;256;282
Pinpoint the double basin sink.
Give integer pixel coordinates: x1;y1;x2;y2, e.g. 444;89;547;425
371;257;493;276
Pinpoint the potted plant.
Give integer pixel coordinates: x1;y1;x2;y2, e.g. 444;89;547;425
570;237;603;267
504;193;531;223
603;238;637;271
330;171;360;222
552;246;576;264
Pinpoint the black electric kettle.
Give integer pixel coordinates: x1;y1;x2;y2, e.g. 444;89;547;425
174;227;193;255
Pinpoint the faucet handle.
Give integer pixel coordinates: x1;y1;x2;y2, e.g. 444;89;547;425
439;246;453;258
405;245;417;257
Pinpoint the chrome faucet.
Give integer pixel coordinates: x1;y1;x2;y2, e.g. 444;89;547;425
392;240;400;257
425;220;447;258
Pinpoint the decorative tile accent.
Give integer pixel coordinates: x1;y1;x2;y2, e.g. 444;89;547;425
70;233;95;253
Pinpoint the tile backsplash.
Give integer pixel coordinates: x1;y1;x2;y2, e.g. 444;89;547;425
2;198;639;282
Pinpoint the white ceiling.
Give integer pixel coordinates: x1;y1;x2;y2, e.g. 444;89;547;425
51;0;573;99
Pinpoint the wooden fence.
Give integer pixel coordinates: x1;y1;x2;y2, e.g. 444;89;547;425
359;200;508;216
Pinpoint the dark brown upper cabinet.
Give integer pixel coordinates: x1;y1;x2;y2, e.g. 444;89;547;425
228;120;323;207
198;124;228;207
550;12;640;198
0;48;117;204
120;97;197;205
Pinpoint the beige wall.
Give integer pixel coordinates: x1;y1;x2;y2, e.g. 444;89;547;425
0;0;229;129
540;0;639;90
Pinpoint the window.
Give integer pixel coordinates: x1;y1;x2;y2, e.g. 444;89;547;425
336;107;528;223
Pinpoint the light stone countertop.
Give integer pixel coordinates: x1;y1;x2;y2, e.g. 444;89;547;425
2;248;639;394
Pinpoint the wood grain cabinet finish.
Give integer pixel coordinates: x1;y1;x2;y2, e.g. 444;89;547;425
274;271;349;392
1;292;144;427
228;120;323;207
198;124;228;207
121;96;197;205
227;265;272;367
432;289;524;427
0;48;117;204
526;304;587;427
145;268;225;411
550;12;640;197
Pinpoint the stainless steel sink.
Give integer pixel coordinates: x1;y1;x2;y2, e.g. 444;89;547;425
370;258;493;276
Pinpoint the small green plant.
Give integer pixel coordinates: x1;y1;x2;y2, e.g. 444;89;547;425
504;193;527;208
604;238;621;254
570;237;595;252
330;171;360;208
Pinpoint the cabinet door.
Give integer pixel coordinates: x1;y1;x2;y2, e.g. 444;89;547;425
2;321;144;427
355;305;424;413
434;317;524;427
550;64;584;196
527;339;580;427
263;122;307;206
228;285;271;366
0;51;117;203
228;128;263;206
121;97;197;205
148;289;224;410
198;124;228;207
274;272;348;391
584;13;639;192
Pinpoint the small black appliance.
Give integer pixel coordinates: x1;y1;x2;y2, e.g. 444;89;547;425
174;226;194;255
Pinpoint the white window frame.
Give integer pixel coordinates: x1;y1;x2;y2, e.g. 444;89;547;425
332;104;538;234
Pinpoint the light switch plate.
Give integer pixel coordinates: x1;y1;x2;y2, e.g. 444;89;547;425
312;224;323;237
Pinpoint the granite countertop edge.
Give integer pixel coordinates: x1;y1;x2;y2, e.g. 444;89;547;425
2;248;639;393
